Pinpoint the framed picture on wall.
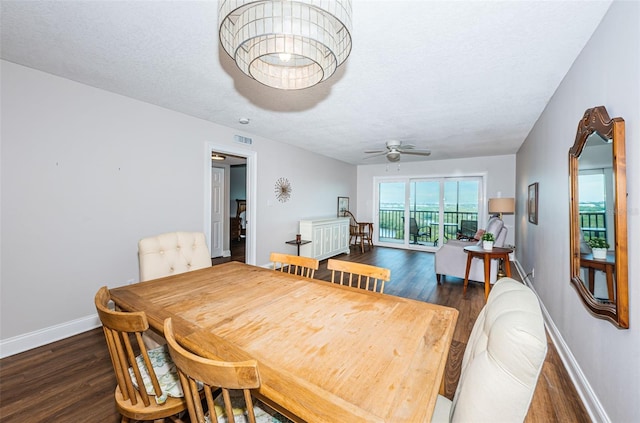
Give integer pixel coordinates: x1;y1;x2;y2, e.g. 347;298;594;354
337;197;349;217
528;182;538;225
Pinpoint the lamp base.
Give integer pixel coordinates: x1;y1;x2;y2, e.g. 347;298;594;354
497;258;507;279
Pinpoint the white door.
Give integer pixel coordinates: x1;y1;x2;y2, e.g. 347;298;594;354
210;167;224;258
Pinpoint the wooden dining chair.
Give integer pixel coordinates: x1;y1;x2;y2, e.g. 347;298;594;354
94;287;187;423
164;318;289;423
327;259;391;294
344;211;373;253
270;252;319;278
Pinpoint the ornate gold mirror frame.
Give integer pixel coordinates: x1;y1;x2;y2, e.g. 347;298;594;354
569;106;628;328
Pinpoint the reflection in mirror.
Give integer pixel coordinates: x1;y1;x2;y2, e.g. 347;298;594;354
569;106;628;328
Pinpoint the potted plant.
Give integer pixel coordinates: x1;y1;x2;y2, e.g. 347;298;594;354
588;238;609;259
482;232;495;250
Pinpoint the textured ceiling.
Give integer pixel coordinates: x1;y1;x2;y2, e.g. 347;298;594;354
1;1;611;164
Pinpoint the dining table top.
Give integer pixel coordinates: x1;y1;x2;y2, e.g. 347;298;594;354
109;261;458;423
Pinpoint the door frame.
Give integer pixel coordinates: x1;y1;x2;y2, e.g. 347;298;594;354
203;142;257;265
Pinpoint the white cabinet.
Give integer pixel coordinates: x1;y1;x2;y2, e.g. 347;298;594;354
299;217;350;261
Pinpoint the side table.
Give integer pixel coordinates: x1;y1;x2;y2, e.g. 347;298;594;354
580;252;615;302
285;239;311;256
463;245;513;301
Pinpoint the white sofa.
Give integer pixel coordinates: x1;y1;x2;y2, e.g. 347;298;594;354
435;217;507;284
431;278;548;422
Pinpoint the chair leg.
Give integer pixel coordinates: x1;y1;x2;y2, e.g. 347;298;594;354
436;274;442;285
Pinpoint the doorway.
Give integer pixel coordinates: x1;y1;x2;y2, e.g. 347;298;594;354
204;143;257;265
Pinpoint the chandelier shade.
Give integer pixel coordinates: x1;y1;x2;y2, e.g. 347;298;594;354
218;0;352;90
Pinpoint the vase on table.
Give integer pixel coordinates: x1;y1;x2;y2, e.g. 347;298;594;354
592;248;607;259
482;241;494;251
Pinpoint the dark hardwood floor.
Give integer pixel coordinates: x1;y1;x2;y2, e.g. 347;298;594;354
211;238;245;266
0;245;589;422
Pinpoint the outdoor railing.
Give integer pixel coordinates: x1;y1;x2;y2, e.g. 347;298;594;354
378;209;478;244
580;212;607;241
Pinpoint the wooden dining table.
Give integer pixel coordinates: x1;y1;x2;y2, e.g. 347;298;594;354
109;261;458;423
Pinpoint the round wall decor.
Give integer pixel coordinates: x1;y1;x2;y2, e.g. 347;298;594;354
274;177;292;202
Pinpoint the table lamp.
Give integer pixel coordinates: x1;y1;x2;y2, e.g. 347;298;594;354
488;197;515;220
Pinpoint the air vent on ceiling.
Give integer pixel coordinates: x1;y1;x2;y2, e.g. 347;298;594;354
234;135;253;145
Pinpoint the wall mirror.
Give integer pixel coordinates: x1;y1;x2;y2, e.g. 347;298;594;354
569;106;628;328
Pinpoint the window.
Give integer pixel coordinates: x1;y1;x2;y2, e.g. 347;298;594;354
376;177;482;249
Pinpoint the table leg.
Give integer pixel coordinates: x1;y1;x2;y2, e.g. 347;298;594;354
483;255;491;301
504;255;512;277
605;266;614;302
463;253;473;296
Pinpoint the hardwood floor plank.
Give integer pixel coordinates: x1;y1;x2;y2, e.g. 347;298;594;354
0;246;589;422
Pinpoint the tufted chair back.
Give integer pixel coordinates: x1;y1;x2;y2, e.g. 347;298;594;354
432;278;547;422
483;216;507;247
138;232;211;281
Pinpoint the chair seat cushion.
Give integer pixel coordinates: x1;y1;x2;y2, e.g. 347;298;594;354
206;390;291;423
129;345;188;404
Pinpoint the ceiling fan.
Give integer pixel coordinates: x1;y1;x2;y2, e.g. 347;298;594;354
364;140;431;162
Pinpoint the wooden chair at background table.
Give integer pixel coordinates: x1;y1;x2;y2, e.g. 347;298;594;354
327;258;391;294
94;287;187;423
270;252;319;278
344;210;373;253
164;318;289;423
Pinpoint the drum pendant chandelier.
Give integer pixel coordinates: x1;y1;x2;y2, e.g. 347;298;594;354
218;0;352;90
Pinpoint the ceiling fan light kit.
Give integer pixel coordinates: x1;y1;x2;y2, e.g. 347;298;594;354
218;0;352;90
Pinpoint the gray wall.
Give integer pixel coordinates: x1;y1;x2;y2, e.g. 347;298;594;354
515;1;639;421
0;60;356;348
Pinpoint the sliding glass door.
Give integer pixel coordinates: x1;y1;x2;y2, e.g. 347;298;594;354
376;177;482;249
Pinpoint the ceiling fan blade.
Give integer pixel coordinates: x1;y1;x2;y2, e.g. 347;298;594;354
363;151;387;159
402;150;431;156
364;149;385;154
399;143;416;149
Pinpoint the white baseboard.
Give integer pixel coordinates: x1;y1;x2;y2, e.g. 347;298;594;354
512;260;610;423
0;314;101;359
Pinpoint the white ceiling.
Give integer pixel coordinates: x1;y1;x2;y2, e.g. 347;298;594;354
0;1;612;165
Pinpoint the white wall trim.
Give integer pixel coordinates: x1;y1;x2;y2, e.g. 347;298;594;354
513;260;610;423
0;314;100;359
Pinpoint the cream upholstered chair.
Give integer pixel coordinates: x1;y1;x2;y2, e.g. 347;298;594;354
327;259;390;293
164;318;289;423
270;252;319;278
138;231;211;349
138;231;211;281
435;217;507;286
95;287;187;423
431;278;547;422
